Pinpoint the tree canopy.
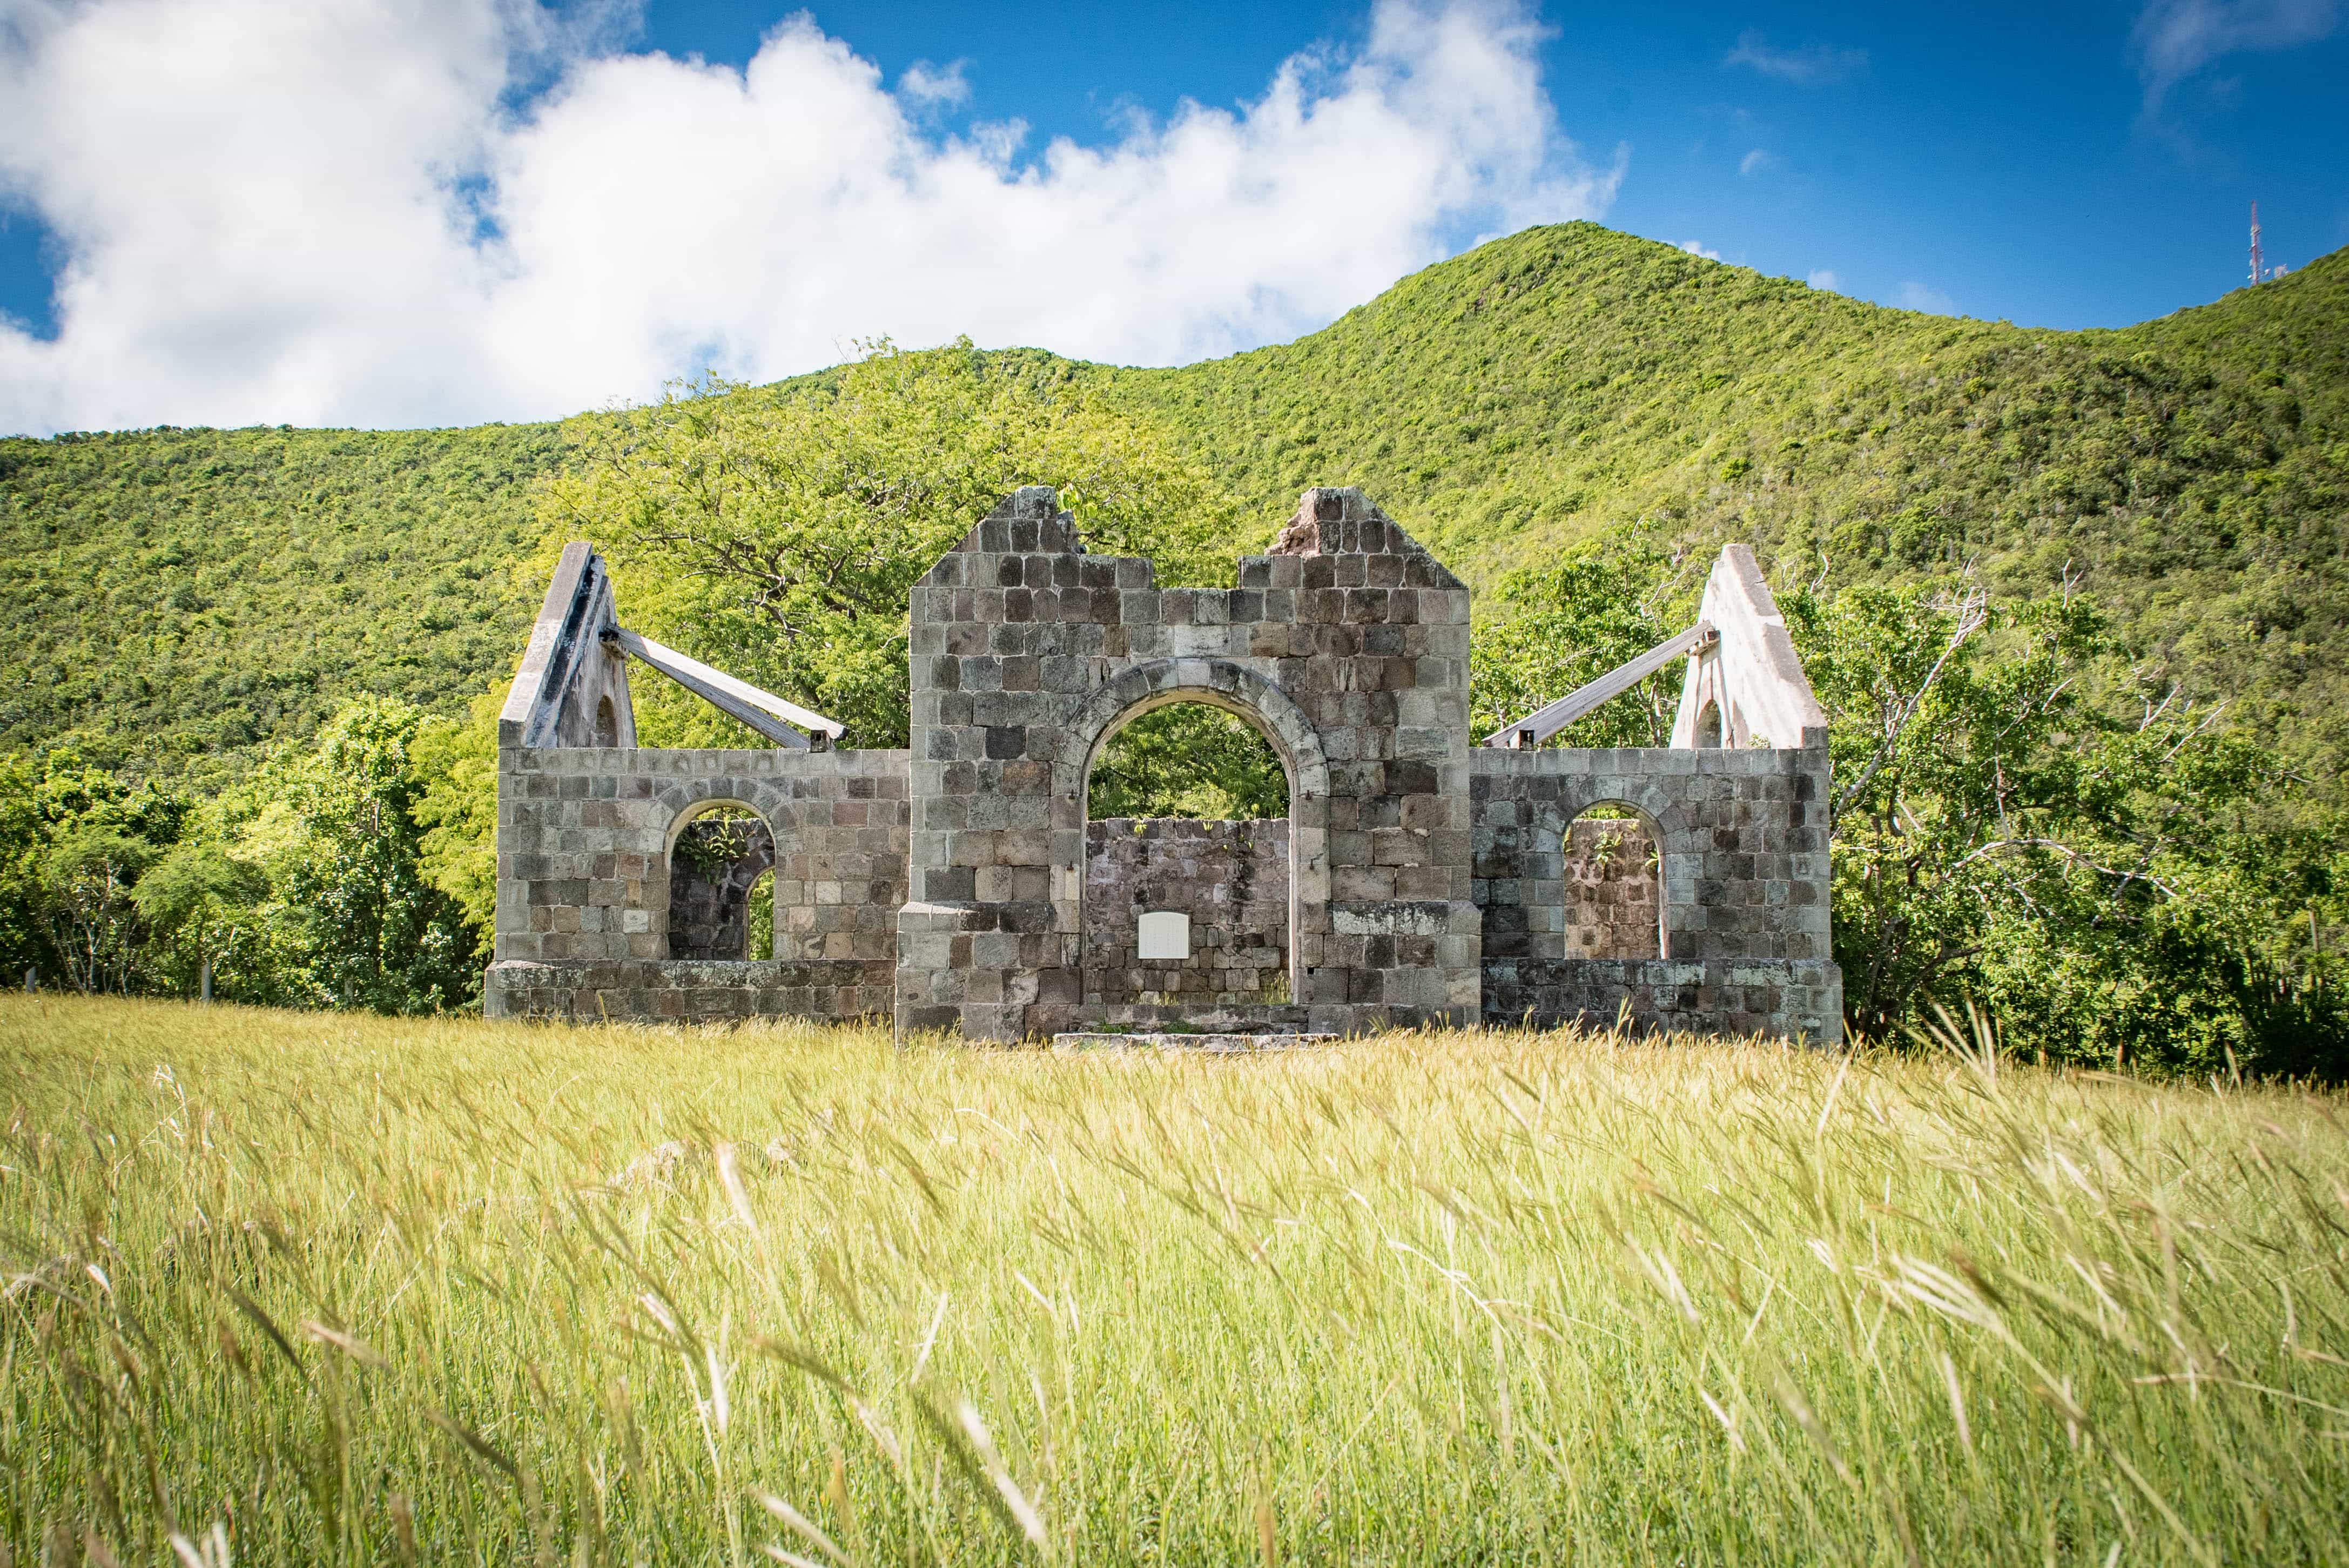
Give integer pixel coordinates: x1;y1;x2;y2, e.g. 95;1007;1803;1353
541;342;1246;749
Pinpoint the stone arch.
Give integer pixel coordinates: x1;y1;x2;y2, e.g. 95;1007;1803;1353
1053;659;1330;797
658;786;781;854
1519;785;1693;962
1049;659;1332;988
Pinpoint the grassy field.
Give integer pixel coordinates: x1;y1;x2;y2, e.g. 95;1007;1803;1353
2;999;2346;1565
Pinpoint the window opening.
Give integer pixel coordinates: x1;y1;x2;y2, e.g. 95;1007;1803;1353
1693;700;1723;749
666;802;775;959
1083;702;1292;1008
595;695;619;748
1560;804;1663;960
747;868;775;960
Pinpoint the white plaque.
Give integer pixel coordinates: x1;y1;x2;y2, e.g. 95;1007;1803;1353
1136;910;1190;961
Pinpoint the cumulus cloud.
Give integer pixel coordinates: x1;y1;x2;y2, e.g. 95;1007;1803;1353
1894;280;1956;314
1723;29;1868;85
1679;240;1722;261
1806;268;1840;291
0;0;1623;434
2131;0;2340;111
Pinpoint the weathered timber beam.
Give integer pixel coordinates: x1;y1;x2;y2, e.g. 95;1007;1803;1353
609;628;845;748
1481;621;1714;749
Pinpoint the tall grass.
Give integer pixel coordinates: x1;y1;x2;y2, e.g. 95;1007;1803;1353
2;995;2345;1565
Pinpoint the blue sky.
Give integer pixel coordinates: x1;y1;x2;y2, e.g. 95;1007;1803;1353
630;0;2347;329
0;0;2340;433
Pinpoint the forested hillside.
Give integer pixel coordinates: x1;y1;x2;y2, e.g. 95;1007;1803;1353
1105;224;2349;799
0;423;560;787
4;223;2344;793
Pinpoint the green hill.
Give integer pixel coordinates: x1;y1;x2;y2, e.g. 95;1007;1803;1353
1105;225;2349;793
1;423;562;787
5;223;2345;793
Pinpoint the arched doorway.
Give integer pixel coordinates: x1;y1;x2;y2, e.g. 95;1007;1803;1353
1082;701;1294;1007
1052;659;1334;1022
1558;802;1665;959
665;800;776;959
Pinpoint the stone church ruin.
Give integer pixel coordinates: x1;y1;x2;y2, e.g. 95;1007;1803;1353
485;487;1842;1041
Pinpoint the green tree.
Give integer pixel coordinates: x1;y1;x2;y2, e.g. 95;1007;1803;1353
0;756;44;987
410;689;503;939
1468;545;1697;748
1784;577;2341;1073
131;843;267;1000
542;341;1247;749
247;697;481;1013
41;827;157;995
0;751;186;993
1088;705;1289;821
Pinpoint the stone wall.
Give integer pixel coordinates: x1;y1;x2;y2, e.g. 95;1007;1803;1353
1471;744;1840;1040
1082;817;1290;1006
667;817;775;959
895;486;1481;1041
1480;959;1845;1039
1560;818;1661;960
484;959;890;1025
484;745;909;1021
492;508;1843;1042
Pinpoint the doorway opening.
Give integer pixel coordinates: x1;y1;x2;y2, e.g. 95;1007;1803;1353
1082;702;1293;1007
1559;803;1664;960
665;802;776;959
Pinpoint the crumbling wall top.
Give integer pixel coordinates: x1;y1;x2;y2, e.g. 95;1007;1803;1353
1267;486;1465;589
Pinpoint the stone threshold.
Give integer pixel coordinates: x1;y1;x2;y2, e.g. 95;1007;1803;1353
1052;1032;1339;1054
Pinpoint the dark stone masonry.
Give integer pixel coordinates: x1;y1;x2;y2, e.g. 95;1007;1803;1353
1083;817;1291;1008
486;488;1843;1041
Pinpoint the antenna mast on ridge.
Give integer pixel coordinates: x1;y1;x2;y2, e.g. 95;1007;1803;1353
2250;200;2265;286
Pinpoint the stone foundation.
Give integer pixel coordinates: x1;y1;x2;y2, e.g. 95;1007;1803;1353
1479;958;1844;1040
483;958;895;1022
1053;1032;1337;1053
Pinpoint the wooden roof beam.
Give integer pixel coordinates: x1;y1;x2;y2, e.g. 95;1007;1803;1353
1480;622;1714;749
607;628;845;750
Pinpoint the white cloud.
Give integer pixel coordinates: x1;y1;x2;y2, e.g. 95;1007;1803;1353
1739;147;1773;176
1894;280;1956;314
0;0;1624;434
1723;30;1868;85
2131;0;2340;112
1680;240;1722;261
897;59;971;110
1806;268;1840;291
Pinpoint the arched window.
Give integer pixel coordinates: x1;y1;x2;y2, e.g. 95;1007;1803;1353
595;695;619;748
1693;700;1723;749
665;802;775;959
1082;701;1293;1008
1560;805;1663;960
